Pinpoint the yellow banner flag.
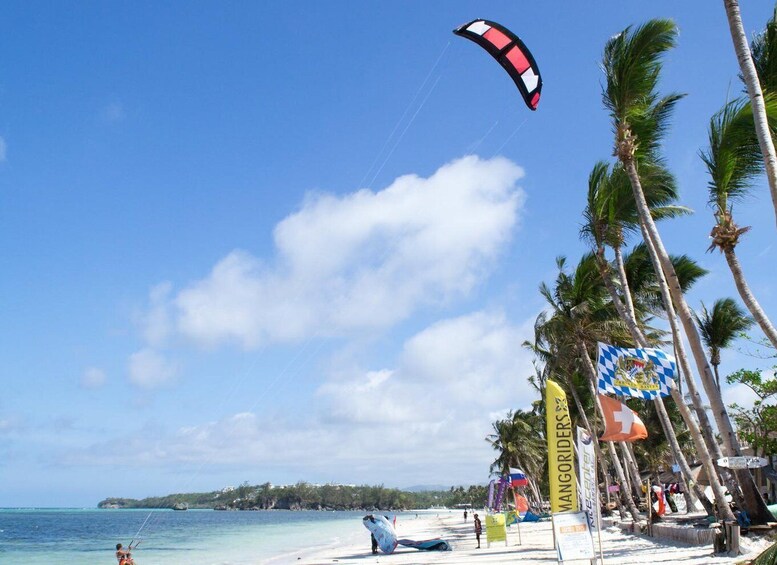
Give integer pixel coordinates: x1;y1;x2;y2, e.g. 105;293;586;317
546;379;578;513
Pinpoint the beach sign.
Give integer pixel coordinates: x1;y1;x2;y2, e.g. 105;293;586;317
552;511;595;562
485;513;507;546
717;456;768;469
546;380;578;513
577;427;599;532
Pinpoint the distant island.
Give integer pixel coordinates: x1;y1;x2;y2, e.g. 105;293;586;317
98;481;486;511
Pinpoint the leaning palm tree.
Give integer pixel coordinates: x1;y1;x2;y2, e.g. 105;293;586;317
602;19;772;522
582;160;690;336
694;298;754;390
723;0;777;228
701;96;777;350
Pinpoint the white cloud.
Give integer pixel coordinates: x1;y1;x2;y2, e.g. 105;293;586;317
137;282;173;347
80;367;106;389
127;348;179;389
170;155;524;348
0;136;6;162
83;310;537;485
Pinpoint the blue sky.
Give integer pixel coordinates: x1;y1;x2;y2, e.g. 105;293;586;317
1;1;776;507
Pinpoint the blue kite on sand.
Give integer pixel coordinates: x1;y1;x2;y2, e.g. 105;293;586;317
397;538;452;551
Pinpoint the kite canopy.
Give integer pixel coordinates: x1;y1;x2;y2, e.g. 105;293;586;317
453;19;542;111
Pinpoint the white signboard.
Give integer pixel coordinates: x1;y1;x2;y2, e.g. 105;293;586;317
577;427;598;532
717;456;768;469
553;511;595;562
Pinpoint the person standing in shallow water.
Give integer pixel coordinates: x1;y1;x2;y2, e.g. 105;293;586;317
115;543;135;565
473;513;482;549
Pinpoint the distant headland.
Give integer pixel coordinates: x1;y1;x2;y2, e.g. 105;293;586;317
98;481;486;511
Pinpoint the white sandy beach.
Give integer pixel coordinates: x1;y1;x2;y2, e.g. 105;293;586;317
281;511;772;565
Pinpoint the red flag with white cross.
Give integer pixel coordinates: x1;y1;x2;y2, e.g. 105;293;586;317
598;394;648;442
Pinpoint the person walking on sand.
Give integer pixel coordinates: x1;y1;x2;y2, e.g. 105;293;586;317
473;513;482;549
371;533;378;555
464;509;468;522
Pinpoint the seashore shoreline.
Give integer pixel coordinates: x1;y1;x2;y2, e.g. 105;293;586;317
276;510;772;565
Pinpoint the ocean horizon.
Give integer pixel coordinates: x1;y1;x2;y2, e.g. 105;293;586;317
0;507;428;564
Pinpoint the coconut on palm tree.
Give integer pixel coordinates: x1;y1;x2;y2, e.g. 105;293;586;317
701;96;777;350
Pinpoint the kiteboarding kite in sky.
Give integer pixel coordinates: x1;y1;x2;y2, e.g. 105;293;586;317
453;19;542;111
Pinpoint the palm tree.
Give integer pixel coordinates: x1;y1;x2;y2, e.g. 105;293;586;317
582;161;690;336
701;97;777;350
723;0;777;228
486;410;545;505
602;20;772;522
694;298;755;390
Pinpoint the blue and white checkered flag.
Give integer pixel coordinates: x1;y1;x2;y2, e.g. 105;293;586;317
597;342;675;399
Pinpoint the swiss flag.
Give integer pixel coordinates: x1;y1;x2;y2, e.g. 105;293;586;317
598;395;648;442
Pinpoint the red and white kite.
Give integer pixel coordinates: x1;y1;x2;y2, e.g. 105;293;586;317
453;19;543;111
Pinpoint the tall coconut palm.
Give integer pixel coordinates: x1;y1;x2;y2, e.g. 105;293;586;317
701;97;777;350
723;0;777;227
602;20;772;522
694;298;755;390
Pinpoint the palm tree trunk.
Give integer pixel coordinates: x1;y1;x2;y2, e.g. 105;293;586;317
724;247;777;349
622;157;771;523
577;341;643;522
620;442;642;500
723;0;777;229
515;455;543;506
593;249;645;345
659;280;747;514
613;245;638;322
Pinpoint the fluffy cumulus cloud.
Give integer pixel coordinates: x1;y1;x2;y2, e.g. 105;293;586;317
78;310;537;485
167;155;524;348
127;348;179;389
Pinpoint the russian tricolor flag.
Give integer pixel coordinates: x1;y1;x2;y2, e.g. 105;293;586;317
509;467;528;488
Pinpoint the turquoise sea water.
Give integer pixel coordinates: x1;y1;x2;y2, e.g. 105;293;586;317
0;508;376;564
